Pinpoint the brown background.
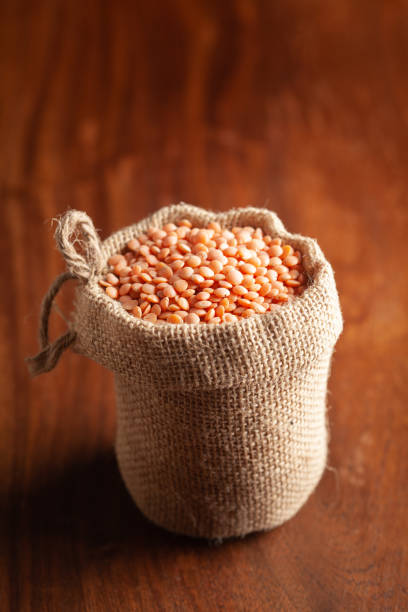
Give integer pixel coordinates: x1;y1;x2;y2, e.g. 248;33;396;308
1;0;408;610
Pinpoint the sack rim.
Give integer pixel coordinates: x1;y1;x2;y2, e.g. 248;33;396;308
76;203;341;341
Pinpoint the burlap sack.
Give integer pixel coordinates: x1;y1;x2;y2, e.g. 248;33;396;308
27;204;343;539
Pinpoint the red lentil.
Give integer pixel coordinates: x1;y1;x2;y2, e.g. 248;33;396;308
106;286;118;299
100;219;308;324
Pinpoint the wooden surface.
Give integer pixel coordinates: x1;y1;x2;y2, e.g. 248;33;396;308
1;0;408;610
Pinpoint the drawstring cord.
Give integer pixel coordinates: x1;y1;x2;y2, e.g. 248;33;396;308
26;272;77;376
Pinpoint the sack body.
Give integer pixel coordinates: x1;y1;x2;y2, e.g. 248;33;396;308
29;204;343;539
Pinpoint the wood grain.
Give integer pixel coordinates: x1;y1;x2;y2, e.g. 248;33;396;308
1;0;408;609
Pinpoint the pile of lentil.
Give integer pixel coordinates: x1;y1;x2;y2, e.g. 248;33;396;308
99;219;307;324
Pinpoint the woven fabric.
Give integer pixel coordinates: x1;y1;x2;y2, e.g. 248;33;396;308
68;204;343;539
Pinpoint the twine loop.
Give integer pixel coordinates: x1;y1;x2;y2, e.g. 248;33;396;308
27;210;103;376
26;272;77;376
26;210;103;376
54;209;103;280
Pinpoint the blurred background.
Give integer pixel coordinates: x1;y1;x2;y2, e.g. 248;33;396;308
1;1;407;610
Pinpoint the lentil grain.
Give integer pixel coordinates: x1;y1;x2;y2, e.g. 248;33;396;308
102;218;307;324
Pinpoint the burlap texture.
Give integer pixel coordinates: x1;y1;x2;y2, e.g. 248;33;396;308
61;204;343;538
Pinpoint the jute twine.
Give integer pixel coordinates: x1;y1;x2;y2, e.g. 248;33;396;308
26;210;102;376
27;204;343;539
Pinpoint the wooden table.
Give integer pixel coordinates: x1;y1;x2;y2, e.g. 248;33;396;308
1;0;407;609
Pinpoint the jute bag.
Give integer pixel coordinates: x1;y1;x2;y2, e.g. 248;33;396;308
27;204;343;539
